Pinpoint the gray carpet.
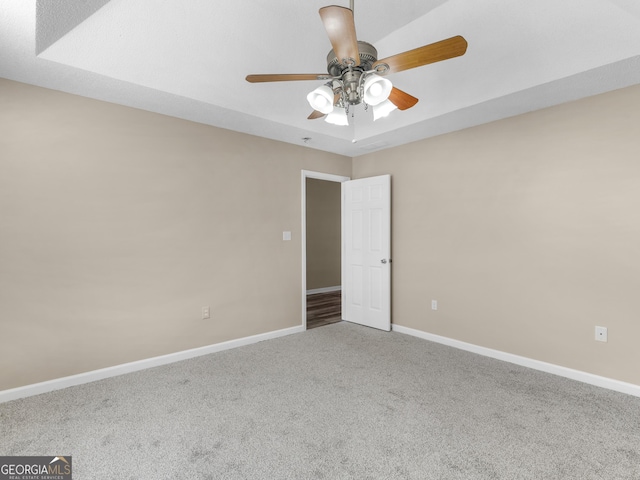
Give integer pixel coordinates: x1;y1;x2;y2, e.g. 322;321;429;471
2;322;639;479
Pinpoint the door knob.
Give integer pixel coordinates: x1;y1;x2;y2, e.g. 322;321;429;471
381;259;387;264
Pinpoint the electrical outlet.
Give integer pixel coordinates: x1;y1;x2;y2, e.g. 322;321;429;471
595;326;607;342
202;306;211;320
431;300;438;311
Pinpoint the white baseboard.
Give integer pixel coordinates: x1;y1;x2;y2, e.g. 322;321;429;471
307;286;341;295
7;323;637;403
0;325;304;404
392;324;640;398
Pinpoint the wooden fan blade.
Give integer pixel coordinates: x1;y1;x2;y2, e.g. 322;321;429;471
319;6;360;66
246;74;329;83
388;87;419;111
308;110;326;120
374;35;467;74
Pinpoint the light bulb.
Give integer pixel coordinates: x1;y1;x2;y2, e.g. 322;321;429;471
369;83;383;97
325;106;349;126
373;100;398;121
363;74;392;106
306;85;334;114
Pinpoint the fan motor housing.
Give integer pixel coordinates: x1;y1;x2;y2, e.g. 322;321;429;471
326;41;378;77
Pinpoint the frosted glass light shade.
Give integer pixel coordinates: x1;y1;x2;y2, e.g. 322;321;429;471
363;74;392;106
325;106;349;126
373;99;398;121
306;85;334;114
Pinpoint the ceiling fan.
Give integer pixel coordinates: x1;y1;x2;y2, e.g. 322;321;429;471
246;2;468;125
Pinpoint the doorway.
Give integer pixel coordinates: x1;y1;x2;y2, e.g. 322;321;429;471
301;170;350;330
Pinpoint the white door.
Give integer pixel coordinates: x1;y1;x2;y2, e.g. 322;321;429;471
342;175;391;331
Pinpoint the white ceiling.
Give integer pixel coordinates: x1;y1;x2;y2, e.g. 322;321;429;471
2;0;640;157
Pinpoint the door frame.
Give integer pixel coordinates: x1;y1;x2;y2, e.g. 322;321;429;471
301;170;350;330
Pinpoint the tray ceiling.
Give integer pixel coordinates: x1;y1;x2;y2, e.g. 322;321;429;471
2;0;640;156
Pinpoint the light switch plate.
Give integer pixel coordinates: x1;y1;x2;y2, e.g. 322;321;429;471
283;231;291;241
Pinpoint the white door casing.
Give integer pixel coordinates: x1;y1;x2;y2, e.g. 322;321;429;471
342;175;391;331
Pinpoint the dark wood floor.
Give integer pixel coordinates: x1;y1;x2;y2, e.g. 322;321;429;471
306;291;342;329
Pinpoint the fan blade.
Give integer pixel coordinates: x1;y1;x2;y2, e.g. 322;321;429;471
319;6;360;66
374;35;467;74
246;74;329;83
388;87;419;111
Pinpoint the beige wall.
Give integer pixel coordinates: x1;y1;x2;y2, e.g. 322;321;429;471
354;84;640;386
306;178;341;290
0;79;351;390
2;77;639;392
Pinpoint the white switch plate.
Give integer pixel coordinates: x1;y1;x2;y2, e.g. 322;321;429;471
595;326;607;342
431;300;438;311
282;231;291;241
202;306;211;320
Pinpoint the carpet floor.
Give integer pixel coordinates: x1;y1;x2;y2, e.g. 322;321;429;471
1;322;639;479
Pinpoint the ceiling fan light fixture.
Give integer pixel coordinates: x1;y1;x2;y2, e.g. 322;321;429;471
307;85;335;114
363;74;392;106
325;106;349;126
247;5;468;127
373;99;398;121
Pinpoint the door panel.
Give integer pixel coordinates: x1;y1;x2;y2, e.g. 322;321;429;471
342;175;391;331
